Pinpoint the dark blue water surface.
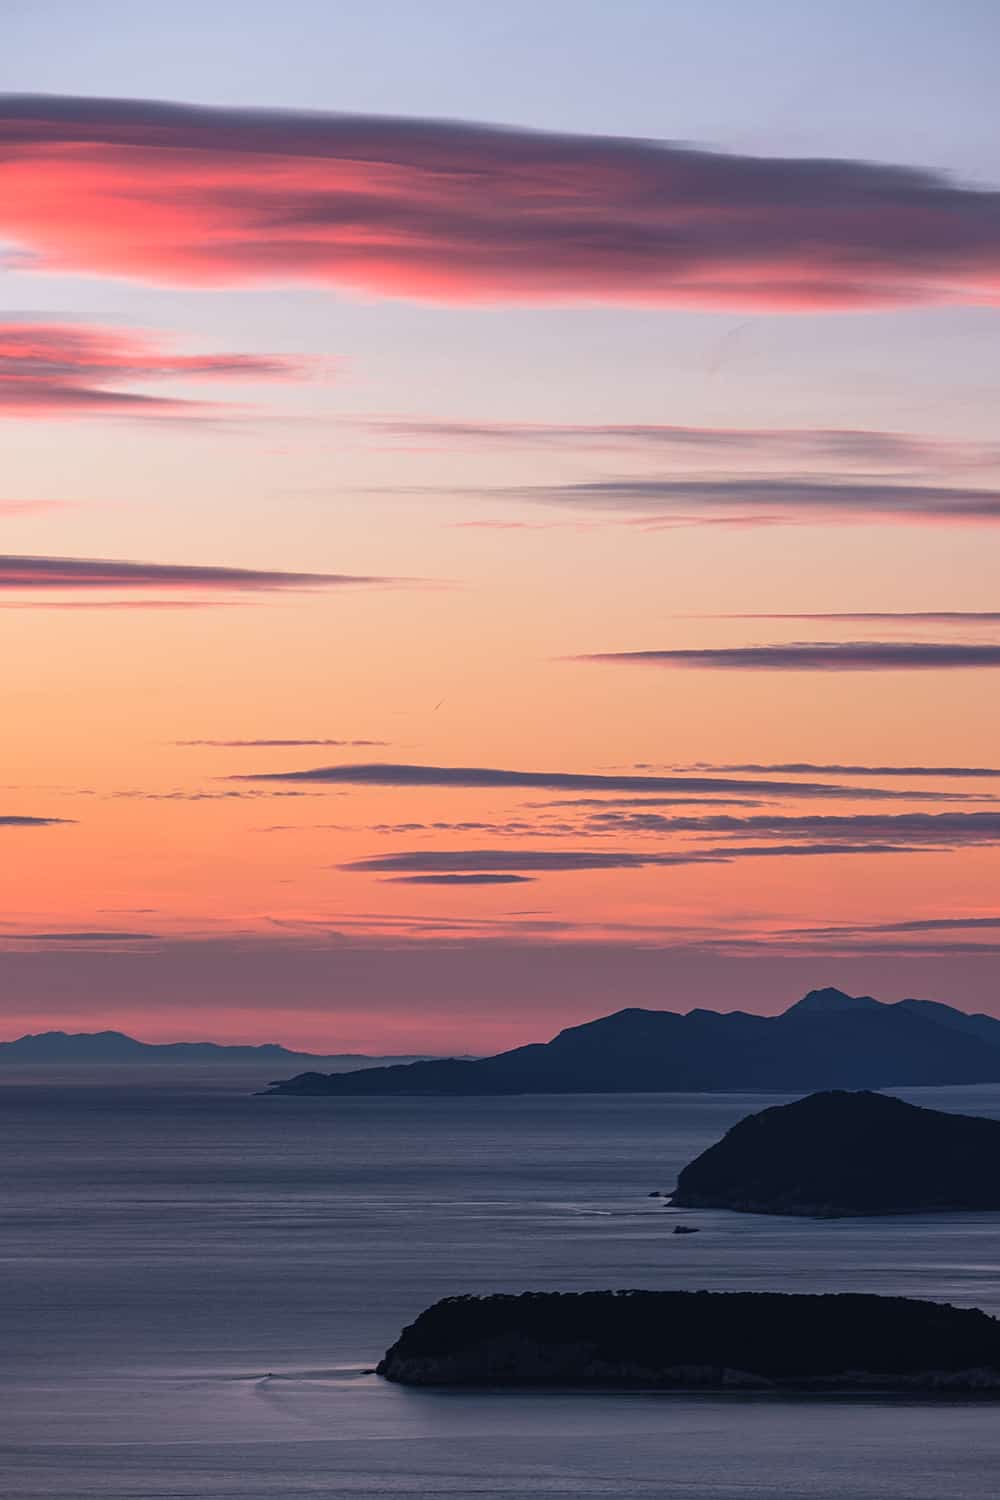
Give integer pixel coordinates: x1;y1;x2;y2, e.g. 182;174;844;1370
3;1069;1000;1497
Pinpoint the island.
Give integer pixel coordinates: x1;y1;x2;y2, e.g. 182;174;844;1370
377;1290;1000;1390
265;987;1000;1096
671;1089;1000;1216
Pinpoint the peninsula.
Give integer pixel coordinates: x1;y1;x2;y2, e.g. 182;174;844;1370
377;1290;1000;1390
671;1089;1000;1216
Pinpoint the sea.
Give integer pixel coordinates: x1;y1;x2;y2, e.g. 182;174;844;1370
3;1069;1000;1499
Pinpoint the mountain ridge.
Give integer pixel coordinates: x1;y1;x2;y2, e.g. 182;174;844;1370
266;987;1000;1096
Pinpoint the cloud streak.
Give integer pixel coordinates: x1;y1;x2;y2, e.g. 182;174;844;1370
363;418;997;466
383;873;536;885
338;813;1000;881
465;477;1000;525
4;95;1000;309
791;915;1000;937
231;758;953;801
0;599;249;610
343;848;721;873
574;810;1000;846
107;788;326;801
0;321;300;417
580;642;1000;670
2;930;156;942
0;815;73;826
0;554;399;595
177;738;389;748
710;612;1000;624
679;762;1000;779
340;829;995;876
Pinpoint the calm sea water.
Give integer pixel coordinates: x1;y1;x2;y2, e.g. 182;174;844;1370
3;1069;1000;1498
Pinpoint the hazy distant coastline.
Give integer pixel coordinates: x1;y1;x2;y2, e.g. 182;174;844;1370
0;1029;452;1069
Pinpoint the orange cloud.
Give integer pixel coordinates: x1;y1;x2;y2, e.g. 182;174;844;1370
2;95;1000;309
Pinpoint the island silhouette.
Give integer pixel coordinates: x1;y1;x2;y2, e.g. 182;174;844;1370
378;1290;1000;1390
265;986;1000;1095
671;1089;1000;1216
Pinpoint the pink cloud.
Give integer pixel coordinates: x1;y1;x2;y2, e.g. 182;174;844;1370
0;321;301;417
2;95;1000;309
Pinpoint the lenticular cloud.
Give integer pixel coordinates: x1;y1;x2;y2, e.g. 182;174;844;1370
3;94;1000;309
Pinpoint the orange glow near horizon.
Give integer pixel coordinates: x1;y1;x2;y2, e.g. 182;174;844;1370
2;92;1000;1049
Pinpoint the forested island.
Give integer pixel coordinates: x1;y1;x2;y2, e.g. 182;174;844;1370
378;1290;1000;1390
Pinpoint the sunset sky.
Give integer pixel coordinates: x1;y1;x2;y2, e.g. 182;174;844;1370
3;0;1000;1051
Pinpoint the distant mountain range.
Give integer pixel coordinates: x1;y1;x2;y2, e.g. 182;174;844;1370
0;1030;441;1068
265;987;1000;1096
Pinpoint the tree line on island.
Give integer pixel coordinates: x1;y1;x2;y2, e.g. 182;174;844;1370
377;1290;1000;1390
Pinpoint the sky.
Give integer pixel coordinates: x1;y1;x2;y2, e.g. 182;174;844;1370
2;0;1000;1051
